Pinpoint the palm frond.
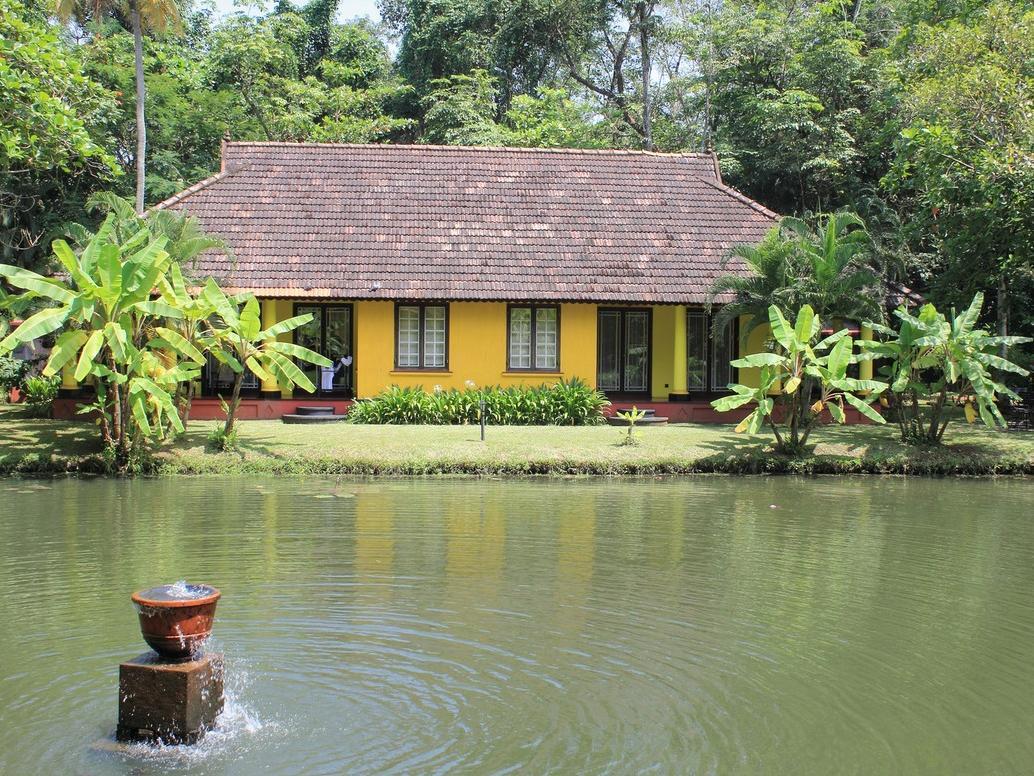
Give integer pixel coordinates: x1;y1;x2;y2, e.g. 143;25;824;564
86;192;139;223
63;222;96;250
139;0;182;33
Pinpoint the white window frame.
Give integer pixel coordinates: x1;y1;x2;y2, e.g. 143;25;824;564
395;303;448;370
508;305;560;371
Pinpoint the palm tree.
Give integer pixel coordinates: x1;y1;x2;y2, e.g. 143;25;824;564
709;212;884;334
55;0;181;215
66;191;228;264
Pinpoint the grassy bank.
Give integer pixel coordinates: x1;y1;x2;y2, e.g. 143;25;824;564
1;406;1032;476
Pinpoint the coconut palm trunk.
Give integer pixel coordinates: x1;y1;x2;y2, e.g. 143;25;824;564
131;2;146;214
639;1;652;151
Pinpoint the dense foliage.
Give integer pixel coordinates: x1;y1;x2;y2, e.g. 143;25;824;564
0;356;31;395
709;211;886;332
347;380;610;425
0;0;117;264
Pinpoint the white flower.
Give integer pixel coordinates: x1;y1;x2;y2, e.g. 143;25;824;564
433;384;443;394
464;380;477;389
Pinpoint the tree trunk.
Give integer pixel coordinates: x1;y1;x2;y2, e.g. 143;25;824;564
120;385;132;458
97;384;112;446
223;371;244;437
701;0;715;151
111;379;122;448
131;4;147;215
639;1;652;151
997;275;1009;359
768;416;784;449
180;379;195;429
928;388;946;443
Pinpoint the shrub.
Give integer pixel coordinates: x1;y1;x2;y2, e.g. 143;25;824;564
22;375;58;417
207;426;239;452
347;379;610;425
0;356;30;395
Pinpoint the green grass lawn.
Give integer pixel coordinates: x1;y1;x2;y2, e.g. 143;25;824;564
2;404;1032;476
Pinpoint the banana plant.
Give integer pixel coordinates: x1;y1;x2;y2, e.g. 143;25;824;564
0;215;199;456
150;262;218;428
0;286;34;339
858;292;1030;444
712;303;888;454
201;280;331;436
616;405;646;445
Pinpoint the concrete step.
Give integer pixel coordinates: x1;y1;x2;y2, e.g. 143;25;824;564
295;406;337;416
282;413;347;424
613;407;656;416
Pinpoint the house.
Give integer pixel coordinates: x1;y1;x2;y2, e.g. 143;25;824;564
58;142;870;421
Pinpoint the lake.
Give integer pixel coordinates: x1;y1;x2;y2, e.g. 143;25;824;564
1;476;1033;774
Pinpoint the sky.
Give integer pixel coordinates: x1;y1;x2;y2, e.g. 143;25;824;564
209;0;381;21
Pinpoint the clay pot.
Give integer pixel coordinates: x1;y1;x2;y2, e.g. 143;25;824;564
131;584;221;660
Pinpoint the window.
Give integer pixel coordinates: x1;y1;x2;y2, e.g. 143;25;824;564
710;318;737;390
686;311;707;390
396;304;448;369
684;311;736;392
508;305;559;370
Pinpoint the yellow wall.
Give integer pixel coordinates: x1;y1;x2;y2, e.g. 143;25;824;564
60;362;78;392
55;298;792;400
259;299;298;398
51;298;874;403
353;301;597;397
859;324;874;382
651;305;676;401
737;316;772;390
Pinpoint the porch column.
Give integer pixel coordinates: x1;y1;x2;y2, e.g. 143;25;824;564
670;305;689;400
858;324;874;397
259;299;281;399
59;362;79;397
859;324;874;381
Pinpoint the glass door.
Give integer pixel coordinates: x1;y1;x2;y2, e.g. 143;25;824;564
293;303;354;397
597;311;621;392
597;309;651;394
294;304;323;394
623;311;650;392
325;306;353;395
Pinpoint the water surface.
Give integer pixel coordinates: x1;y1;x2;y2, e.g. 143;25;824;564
1;476;1033;774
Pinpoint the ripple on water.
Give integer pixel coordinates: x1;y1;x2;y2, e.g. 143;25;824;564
1;476;1034;774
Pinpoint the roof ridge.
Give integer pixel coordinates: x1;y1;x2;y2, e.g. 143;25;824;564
223;140;714;159
151;167;243;213
699;176;779;221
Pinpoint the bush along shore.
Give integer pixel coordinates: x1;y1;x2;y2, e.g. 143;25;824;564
1;413;1031;478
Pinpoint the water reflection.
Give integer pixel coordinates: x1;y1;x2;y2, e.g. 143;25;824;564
0;477;1033;774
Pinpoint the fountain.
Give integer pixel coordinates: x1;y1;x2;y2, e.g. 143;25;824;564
115;583;224;745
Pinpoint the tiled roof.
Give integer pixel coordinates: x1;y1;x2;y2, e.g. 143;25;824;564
158;142;777;304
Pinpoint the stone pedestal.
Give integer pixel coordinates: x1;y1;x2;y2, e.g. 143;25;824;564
116;652;224;744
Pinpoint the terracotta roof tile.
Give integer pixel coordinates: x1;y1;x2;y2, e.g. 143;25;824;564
158;142;777;303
